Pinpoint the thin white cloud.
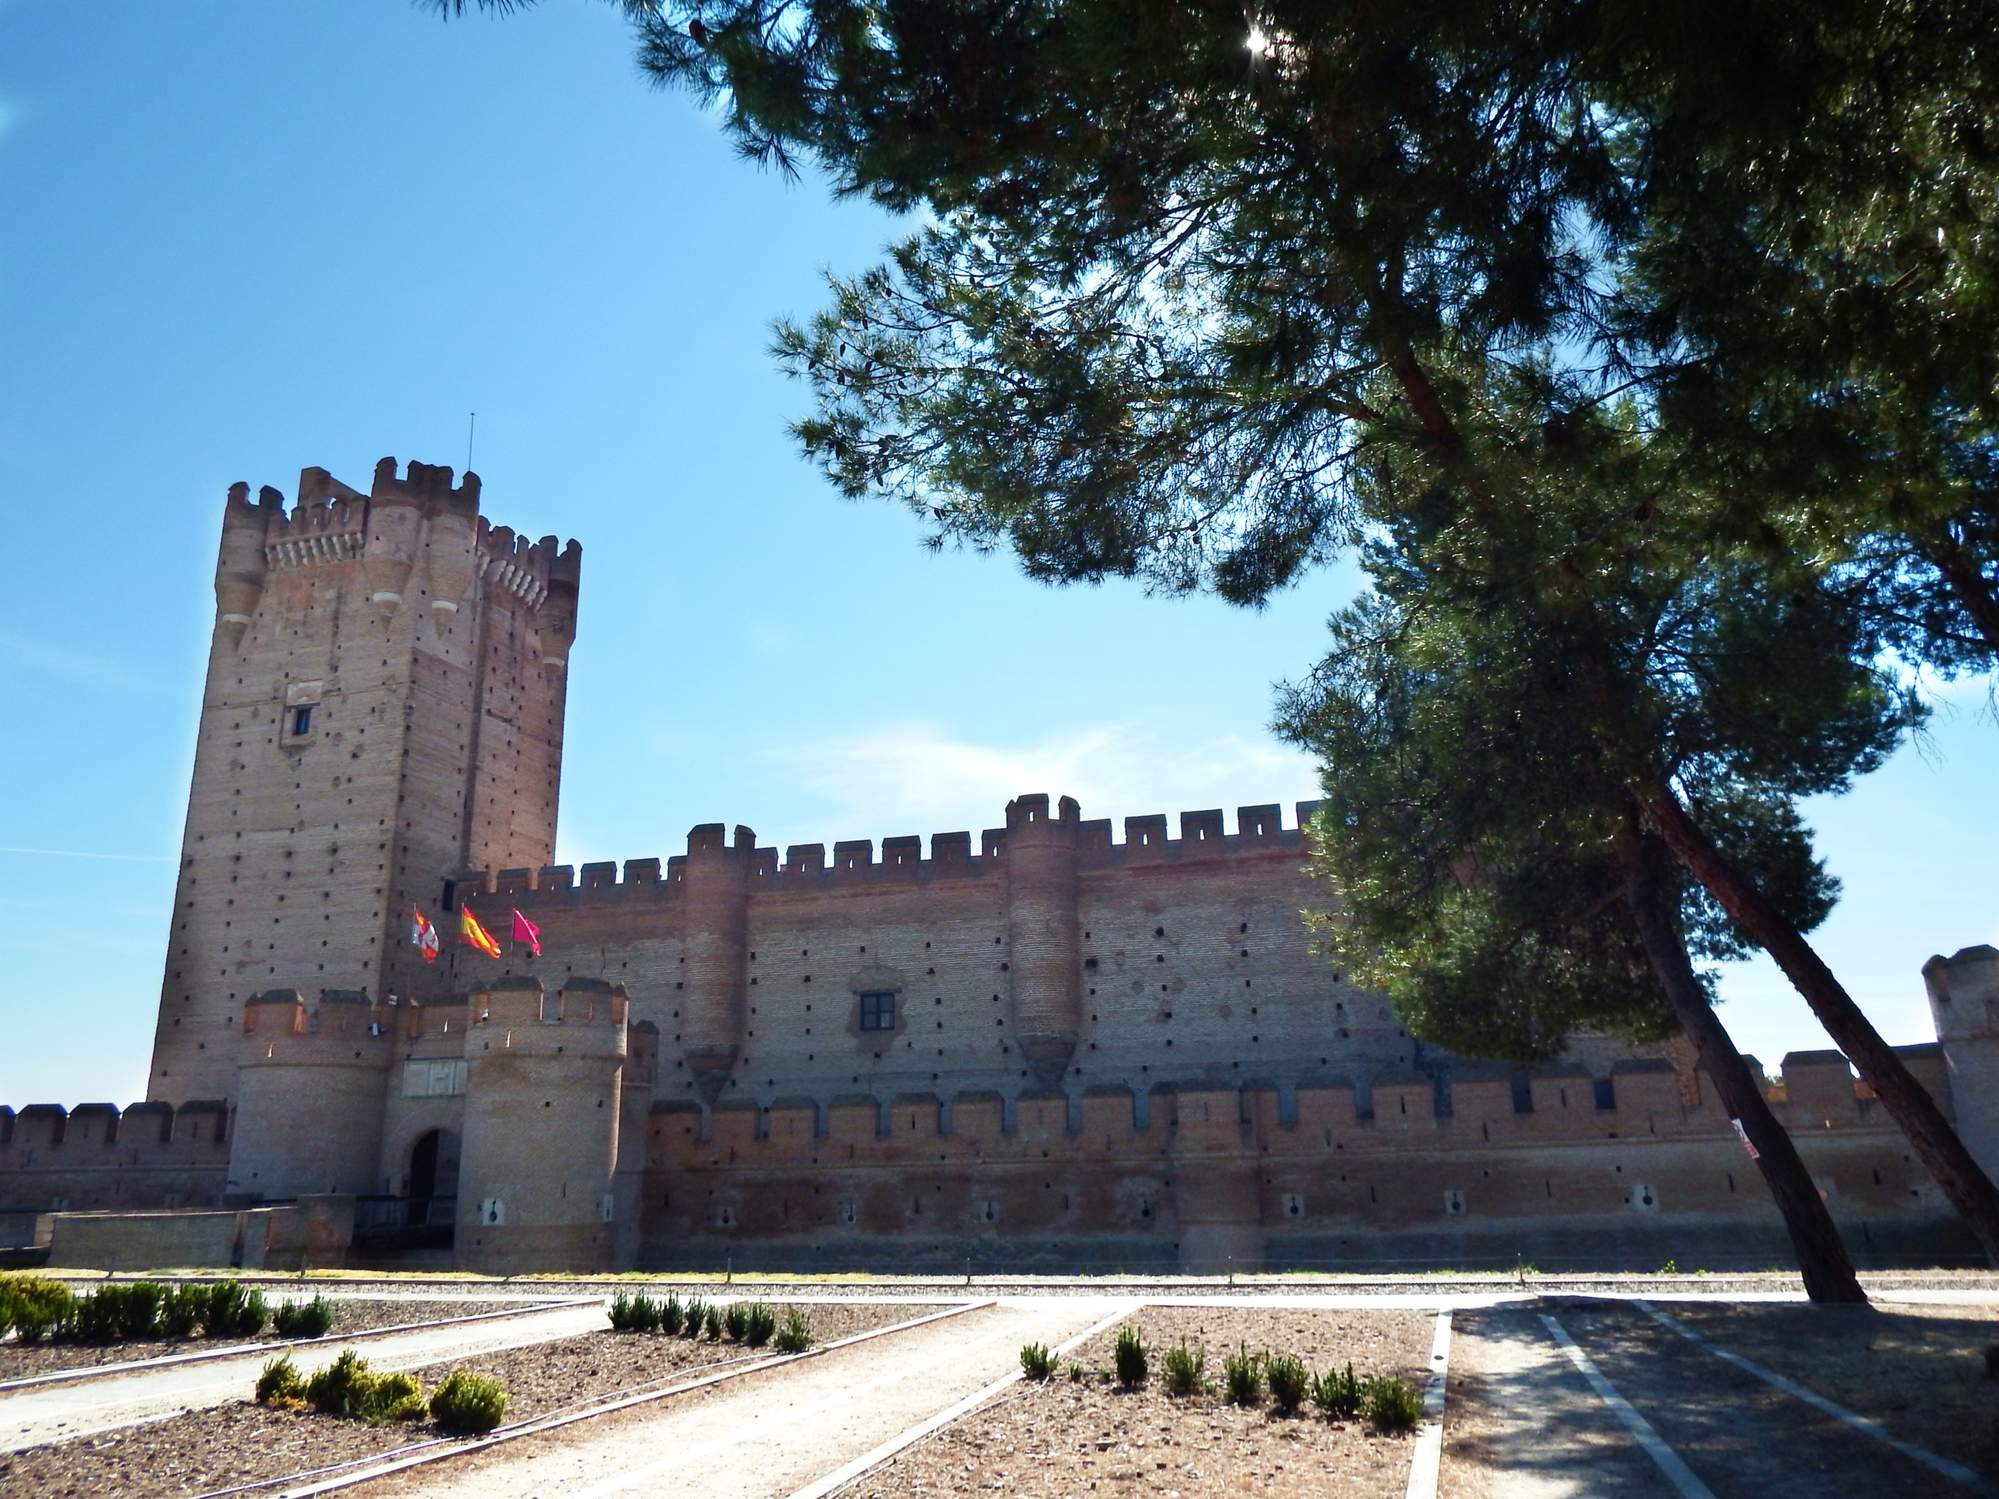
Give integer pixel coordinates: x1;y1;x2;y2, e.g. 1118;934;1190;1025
763;720;1320;843
0;630;168;698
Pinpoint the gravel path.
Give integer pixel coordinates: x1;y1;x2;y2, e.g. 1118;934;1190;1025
0;1299;524;1382
353;1298;1134;1499
0;1302;942;1498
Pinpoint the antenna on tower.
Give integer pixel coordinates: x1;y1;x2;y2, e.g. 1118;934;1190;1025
466;412;477;473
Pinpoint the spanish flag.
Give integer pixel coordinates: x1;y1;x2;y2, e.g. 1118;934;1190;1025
459;906;503;959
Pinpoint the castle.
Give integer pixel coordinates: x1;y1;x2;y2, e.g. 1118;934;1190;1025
3;458;1995;1275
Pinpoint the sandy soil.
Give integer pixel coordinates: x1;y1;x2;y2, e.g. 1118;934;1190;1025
858;1305;1436;1498
0;1299;538;1381
0;1300;934;1498
1658;1298;1999;1477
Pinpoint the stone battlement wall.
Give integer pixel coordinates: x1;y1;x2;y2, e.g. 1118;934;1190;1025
644;1046;1948;1162
469;800;1321;909
637;1050;1964;1271
0;1101;232;1215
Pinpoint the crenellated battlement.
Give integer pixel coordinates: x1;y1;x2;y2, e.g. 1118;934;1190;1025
475;520;580;610
495;797;1324;910
209;458;580;609
0;1098;233;1168
647;1042;1949;1170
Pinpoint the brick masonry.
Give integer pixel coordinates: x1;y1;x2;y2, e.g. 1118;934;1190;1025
3;458;1995;1273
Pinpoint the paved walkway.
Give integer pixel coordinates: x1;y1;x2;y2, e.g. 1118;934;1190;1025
358;1298;1133;1499
0;1300;604;1453
1441;1300;1996;1499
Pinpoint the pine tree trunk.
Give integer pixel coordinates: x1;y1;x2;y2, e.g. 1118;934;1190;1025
1637;782;1999;1264
1617;826;1867;1302
1918;525;1999;657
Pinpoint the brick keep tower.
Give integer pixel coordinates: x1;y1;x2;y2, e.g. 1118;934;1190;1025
149;458;580;1107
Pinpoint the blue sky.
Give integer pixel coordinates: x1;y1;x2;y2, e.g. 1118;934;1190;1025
0;2;1991;1106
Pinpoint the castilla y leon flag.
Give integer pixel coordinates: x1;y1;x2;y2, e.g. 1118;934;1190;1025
511;908;542;959
410;905;440;965
459;905;503;959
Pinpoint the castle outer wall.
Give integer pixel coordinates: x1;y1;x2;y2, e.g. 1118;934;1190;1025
1;459;1990;1275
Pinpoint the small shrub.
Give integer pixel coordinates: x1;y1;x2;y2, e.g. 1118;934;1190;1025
202;1281;268;1339
1067;1362;1087;1383
123;1282;168;1339
609;1291;661;1333
1659;1258;1678;1275
1020;1342;1056;1380
659;1293;685;1336
274;1295;336;1339
76;1282;166;1342
356;1371;424;1425
681;1297;708;1339
723;1302;749;1341
430;1368;509;1434
255;1352;305;1404
160;1285;205;1339
8;1279;75;1345
1223;1344;1264;1406
1267;1352;1310;1414
1361;1373;1423;1432
385;1392;430;1423
773;1308;812;1353
305;1349;377;1417
0;1287;75;1343
1113;1324;1148;1389
71;1289;123;1343
741;1302;777;1348
1162;1339;1206;1396
703;1304;723;1340
1310;1361;1362;1420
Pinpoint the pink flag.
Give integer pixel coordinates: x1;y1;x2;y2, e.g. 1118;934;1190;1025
510;908;542;958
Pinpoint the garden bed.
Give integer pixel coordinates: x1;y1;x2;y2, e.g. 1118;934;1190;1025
859;1304;1436;1497
0;1299;941;1498
0;1297;537;1381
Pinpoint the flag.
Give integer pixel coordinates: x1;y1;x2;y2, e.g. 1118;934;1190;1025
511;908;542;958
459;906;503;959
410;905;440;965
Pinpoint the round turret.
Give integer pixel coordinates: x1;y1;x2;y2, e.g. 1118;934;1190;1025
1926;945;1999;1181
539;538;582;669
456;976;630;1273
679;824;754;1104
213;483;271;648
225;990;392;1201
361;496;420;608
1005;794;1084;1088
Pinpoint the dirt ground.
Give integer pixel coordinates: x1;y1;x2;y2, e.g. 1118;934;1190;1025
1657;1298;1999;1477
857;1305;1436;1498
0;1300;931;1498
0;1298;537;1381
